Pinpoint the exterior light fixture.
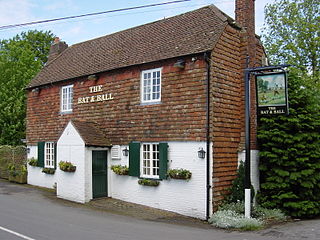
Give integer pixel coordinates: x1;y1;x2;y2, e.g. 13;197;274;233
87;74;98;81
198;147;206;159
122;147;129;157
173;59;185;69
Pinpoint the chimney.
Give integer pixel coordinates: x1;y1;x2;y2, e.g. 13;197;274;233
47;37;68;63
236;0;258;150
235;0;256;68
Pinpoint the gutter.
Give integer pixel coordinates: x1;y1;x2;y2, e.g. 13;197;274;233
204;51;211;220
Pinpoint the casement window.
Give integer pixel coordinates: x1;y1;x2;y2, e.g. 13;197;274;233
37;142;56;169
128;142;168;179
61;85;73;112
141;68;161;103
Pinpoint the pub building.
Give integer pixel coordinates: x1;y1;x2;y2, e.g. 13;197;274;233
26;0;265;219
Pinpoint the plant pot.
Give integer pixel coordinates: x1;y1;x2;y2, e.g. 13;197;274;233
9;173;27;184
0;167;9;180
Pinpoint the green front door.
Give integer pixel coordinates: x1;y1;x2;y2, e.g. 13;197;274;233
92;150;108;198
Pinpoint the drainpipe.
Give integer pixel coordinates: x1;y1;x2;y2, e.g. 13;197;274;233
204;51;211;220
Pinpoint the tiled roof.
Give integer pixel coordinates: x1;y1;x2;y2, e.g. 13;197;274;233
28;5;230;88
71;120;112;147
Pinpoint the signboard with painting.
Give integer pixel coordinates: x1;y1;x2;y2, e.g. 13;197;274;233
256;72;289;115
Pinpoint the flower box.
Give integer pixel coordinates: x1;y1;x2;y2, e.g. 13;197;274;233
138;179;160;187
111;165;129;175
59;161;76;172
9;172;27;184
28;157;38;167
42;168;55;174
168;168;192;180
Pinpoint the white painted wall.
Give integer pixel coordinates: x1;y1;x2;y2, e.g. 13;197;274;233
56;122;86;203
27;145;57;189
110;142;207;219
238;150;260;194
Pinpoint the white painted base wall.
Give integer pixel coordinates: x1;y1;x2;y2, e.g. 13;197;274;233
27;145;56;189
27;135;208;219
110;142;207;219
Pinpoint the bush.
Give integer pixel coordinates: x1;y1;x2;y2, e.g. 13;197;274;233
111;165;129;175
258;72;320;218
59;161;76;172
167;168;192;180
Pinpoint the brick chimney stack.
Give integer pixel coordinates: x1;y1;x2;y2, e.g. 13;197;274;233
235;0;256;67
47;37;68;63
235;0;258;150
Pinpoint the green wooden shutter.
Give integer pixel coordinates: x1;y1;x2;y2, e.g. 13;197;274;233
159;142;168;180
37;142;45;167
54;142;57;169
129;142;140;177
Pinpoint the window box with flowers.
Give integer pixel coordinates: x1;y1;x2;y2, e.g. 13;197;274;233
42;168;55;174
138;179;160;187
168;168;192;180
28;157;38;167
111;165;129;175
59;161;76;172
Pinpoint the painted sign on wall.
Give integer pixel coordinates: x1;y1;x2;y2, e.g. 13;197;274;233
77;85;114;104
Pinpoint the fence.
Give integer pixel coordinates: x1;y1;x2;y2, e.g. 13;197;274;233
0;145;27;179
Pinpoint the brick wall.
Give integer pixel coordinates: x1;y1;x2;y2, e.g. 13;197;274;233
210;24;242;208
26;56;208;145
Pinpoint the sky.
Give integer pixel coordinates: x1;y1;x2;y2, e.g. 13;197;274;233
0;0;276;45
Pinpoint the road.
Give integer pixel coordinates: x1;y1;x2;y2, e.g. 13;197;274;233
0;179;319;240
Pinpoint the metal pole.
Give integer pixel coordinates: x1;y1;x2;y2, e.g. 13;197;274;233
244;69;251;218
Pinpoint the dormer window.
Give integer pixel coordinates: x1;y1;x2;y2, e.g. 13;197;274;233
61;85;73;113
141;68;161;104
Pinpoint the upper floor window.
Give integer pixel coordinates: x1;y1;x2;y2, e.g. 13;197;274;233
141;68;161;103
61;85;73;112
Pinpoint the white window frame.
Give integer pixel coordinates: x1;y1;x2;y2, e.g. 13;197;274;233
61;84;73;112
44;142;55;168
140;68;162;104
140;143;159;179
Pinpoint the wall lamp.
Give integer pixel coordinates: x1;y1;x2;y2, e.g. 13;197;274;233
122;147;129;157
173;59;185;69
198;147;206;159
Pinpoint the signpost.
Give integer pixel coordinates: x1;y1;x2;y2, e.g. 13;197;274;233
244;64;290;218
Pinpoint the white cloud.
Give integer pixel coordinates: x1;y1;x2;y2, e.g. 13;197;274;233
0;0;35;25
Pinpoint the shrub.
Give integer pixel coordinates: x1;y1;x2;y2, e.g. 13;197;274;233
59;161;76;172
138;179;159;187
28;157;38;167
168;168;192;180
258;72;320;218
111;165;129;175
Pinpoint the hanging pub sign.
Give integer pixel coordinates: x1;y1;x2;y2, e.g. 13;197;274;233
256;71;289;115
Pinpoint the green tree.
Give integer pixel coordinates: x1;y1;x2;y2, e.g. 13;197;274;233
262;0;320;83
0;30;55;145
258;72;320;218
